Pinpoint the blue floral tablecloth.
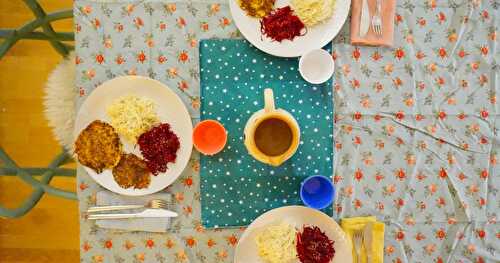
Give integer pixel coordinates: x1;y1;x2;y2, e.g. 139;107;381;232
75;0;499;262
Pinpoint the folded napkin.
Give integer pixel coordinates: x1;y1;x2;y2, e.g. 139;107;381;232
350;0;396;46
95;191;172;233
341;216;385;263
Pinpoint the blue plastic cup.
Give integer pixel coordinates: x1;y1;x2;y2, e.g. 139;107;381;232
300;175;335;210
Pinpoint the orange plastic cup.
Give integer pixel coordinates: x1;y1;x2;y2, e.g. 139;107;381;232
193;120;227;155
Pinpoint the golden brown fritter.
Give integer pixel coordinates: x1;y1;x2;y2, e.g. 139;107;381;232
112;153;151;189
74;120;122;173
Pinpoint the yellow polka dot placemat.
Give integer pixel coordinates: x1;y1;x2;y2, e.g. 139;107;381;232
199;39;333;228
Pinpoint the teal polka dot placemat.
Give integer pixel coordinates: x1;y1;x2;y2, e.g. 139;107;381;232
199;39;333;228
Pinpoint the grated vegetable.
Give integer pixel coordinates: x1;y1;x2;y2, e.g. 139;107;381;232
106;95;159;143
255;222;297;263
290;0;336;27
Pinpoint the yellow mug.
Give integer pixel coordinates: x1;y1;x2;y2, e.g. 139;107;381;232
244;89;300;166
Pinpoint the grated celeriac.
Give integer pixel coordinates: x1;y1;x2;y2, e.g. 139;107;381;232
107;95;159;143
255;222;297;263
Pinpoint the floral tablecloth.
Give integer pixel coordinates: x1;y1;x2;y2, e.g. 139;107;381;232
75;0;499;262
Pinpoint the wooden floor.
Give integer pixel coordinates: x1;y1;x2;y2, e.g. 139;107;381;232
0;1;79;262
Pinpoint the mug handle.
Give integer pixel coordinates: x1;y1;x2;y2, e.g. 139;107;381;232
264;88;275;113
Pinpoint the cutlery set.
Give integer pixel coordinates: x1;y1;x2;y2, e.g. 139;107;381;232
359;0;383;37
87;198;177;220
353;223;373;263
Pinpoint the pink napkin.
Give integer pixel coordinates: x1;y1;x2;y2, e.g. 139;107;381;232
350;0;396;46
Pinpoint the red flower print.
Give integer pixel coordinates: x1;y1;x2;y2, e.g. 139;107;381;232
438;47;447;58
82;241;92;252
417;172;427;181
470;61;480;71
220;17;231;27
376;202;384;211
395;111;405;120
115;23;124;32
185;236;197;247
480;109;489;118
479;74;488;86
217;250;228;259
95;54;104;64
165;3;176;13
113;55;124;65
395;169;406;181
393;77;403;88
178;81;189;90
437;12;446;23
354;169;363;182
350;78;360;89
104;239;112;249
458;112;466;120
183;205;193;215
395;230;405;241
81;5;92;14
353;136;362;145
159;22;167;31
437;110;447;120
353;111;362;121
395;14;402;24
124;240;135;250
134;17;144;28
479;45;488;56
480;136;488;144
79;182;88;191
145;239;155;248
417;17;426;27
427;0;436;9
352;47;361;61
435;76;445;86
207;239;216;248
332;51;338;60
478;197;486;206
226;235;238;246
448;217;457;225
335;204;343;213
137;51;146;63
375;173;385;182
201;22;209;31
417;81;425;90
75;24;81;33
374;114;382;121
436;197;446;207
480;169;488;179
386;245;395;255
415;50;426;60
182;177;193;187
436;256;443;263
394;48;405;59
157;55;167;64
439;168;447;179
458;48;467;58
353;199;362;209
92;18;101;28
476;229;486;239
371;51;382;61
395;198;404;208
415;114;424;121
333;175;343;183
177;17;186;28
415;232;425;241
481;10;489;19
178;51;189;62
75;56;82;65
165;239;175;249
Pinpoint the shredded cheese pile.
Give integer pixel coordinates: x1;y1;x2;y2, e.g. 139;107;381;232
290;0;336;27
255;222;297;263
107;95;159;143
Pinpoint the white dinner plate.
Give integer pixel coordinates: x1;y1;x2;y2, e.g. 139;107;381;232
229;0;351;57
234;206;353;263
74;76;193;196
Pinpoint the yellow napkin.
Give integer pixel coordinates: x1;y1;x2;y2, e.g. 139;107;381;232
341;216;385;263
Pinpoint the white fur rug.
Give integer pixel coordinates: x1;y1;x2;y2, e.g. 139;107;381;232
44;51;76;151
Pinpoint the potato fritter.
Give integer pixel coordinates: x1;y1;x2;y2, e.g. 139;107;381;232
74;120;122;173
112;153;151;189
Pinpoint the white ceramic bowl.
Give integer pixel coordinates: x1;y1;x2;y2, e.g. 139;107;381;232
299;49;335;84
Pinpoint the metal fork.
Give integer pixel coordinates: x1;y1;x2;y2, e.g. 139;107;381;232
371;0;383;36
353;229;364;263
87;199;170;213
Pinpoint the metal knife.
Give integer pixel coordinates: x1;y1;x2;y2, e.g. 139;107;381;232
363;222;374;263
87;208;178;220
359;0;370;37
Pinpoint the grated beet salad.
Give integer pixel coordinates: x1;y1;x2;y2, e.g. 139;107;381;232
296;226;335;263
138;123;180;175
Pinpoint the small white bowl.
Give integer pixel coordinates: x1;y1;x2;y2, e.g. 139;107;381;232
299;49;335;84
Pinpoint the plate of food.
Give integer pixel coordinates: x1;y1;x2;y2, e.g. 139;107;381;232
229;0;351;57
74;76;193;196
234;206;352;263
